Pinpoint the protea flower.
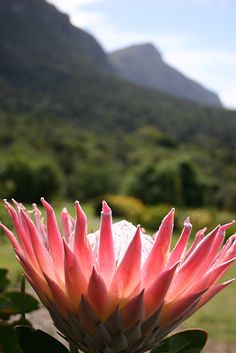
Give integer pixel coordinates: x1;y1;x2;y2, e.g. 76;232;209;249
1;199;235;353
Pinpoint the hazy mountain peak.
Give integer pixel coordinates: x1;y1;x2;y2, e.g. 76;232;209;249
0;0;222;110
115;43;163;60
110;43;222;108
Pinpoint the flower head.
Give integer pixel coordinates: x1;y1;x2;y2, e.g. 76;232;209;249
1;199;236;353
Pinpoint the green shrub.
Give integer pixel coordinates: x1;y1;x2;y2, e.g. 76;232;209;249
137;204;173;232
211;209;236;237
0;205;13;233
0;154;64;203
137;206;236;239
94;194;144;223
212;209;234;225
178;208;236;240
178;208;213;233
125;159;207;208
179;161;205;207
215;183;236;212
68;162;119;201
32;159;65;201
126;162;182;205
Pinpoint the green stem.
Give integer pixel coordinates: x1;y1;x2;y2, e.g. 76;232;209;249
21;274;26;323
69;342;78;353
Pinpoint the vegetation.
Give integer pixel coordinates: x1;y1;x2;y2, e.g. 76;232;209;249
1;0;236;215
1;0;236;212
94;194;145;222
0;267;40;353
0;113;236;216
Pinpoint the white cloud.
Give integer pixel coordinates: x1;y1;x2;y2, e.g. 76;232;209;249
151;0;236;12
77;0;104;5
48;0;105;28
221;90;236;109
81;20;192;53
48;0;103;8
70;10;105;28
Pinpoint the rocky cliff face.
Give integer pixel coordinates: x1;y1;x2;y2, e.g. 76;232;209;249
109;43;222;108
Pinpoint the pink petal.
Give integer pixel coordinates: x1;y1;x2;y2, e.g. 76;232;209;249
0;223;22;253
4;201;38;267
142;209;174;288
206;221;235;267
20;209;56;280
73;201;93;280
184;258;235;296
15;250;51;304
214;234;236;265
184;227;207;259
12;199;25;209
24;274;50;307
144;263;178;318
87;267;115;320
110;226;142;302
33;204;48;247
121;290;145;328
61;208;73;241
160;289;206;326
223;239;236;261
64;240;88;308
97;201;116;288
41;198;64;274
195;278;235;310
43;272;73;314
167;225;221;300
167;217;192;268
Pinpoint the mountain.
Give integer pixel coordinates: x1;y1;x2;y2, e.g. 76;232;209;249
0;0;236;150
0;0;114;87
109;43;222;108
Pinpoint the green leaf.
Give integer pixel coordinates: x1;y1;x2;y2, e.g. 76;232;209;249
0;323;22;353
1;291;39;315
15;326;71;353
69;343;78;353
0;295;12;309
0;269;10;293
150;329;208;353
0;294;14;320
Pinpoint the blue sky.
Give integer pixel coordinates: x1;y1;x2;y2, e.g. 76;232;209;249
48;0;236;109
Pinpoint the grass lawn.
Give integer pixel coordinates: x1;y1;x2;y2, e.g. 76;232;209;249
0;241;21;283
0;202;235;346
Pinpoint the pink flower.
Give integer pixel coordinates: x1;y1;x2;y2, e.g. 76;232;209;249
1;199;235;353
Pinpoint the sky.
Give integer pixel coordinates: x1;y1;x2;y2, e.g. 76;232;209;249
48;0;236;109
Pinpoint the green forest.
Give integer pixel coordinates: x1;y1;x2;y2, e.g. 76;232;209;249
0;108;236;234
0;0;236;233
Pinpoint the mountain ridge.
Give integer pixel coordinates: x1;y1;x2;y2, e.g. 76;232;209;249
0;0;222;108
109;43;222;108
0;0;114;87
0;0;235;150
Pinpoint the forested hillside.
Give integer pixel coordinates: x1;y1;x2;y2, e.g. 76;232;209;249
0;0;236;215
